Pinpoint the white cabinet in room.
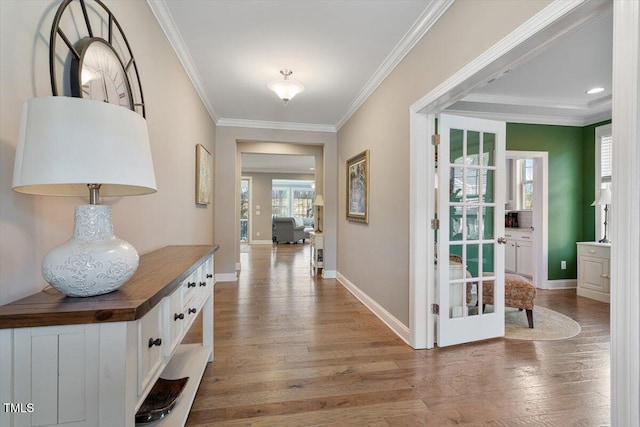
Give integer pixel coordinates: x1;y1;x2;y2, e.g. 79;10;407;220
309;231;324;276
505;229;533;278
577;242;611;303
0;245;218;427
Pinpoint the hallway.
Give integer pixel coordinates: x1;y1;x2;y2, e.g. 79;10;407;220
185;243;610;426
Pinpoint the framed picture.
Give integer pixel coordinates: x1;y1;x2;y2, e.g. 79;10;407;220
346;149;369;223
196;144;212;205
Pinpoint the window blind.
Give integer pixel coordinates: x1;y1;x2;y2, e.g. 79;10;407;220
600;134;612;183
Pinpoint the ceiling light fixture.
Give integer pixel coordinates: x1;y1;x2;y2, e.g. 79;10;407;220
586;87;605;95
268;69;304;104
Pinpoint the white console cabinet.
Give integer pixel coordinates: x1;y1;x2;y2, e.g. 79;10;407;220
577;242;611;303
505;229;533;278
0;245;218;427
309;231;324;276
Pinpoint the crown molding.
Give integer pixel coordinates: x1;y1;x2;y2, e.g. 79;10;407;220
445;109;590;127
217;118;336;133
335;0;454;130
462;93;608;111
583;110;612;126
147;0;219;123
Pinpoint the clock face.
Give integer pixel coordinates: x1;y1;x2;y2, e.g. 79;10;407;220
73;38;133;109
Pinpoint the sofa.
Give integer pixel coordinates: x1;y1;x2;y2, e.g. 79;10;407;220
272;217;307;244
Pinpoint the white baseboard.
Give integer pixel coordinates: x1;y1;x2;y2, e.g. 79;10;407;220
215;273;237;282
321;270;337;279
251;240;273;245
336;272;410;345
541;279;577;290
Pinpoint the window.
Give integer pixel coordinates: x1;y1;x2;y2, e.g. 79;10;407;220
595;124;612;239
271;187;290;218
521;158;534;210
272;179;315;227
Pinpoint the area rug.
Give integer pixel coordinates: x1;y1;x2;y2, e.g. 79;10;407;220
504;305;581;341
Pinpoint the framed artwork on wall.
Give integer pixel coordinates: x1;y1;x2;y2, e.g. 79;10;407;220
346;149;369;223
196;144;212;205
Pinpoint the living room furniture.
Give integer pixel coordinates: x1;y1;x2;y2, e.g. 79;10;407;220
577;242;611;303
309;231;324;276
0;245;218;427
474;272;537;328
273;216;307;243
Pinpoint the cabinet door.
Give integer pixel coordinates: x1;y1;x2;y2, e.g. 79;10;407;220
516;240;533;277
580;255;610;294
138;303;163;395
165;288;184;358
11;325;99;426
505;241;517;272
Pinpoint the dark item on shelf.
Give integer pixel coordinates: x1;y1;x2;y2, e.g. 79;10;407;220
135;377;189;425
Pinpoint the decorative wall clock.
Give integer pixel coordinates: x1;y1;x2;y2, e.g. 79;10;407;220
49;0;145;117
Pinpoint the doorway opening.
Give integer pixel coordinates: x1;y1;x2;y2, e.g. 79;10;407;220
240;177;251;243
505;151;548;290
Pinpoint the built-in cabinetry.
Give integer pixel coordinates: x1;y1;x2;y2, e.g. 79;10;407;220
0;245;218;427
505;229;533;277
309;231;323;276
576;242;611;303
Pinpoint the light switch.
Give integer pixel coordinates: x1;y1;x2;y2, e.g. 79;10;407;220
256;211;260;215
256;205;260;210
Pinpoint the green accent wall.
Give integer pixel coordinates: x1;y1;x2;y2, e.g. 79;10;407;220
506;122;607;280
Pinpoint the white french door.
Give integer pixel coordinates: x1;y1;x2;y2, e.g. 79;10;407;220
436;114;506;347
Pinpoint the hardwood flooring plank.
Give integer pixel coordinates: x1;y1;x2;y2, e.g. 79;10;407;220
184;243;611;426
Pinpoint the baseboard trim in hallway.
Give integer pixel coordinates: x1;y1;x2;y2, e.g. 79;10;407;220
215;273;237;282
336;271;410;345
321;269;337;278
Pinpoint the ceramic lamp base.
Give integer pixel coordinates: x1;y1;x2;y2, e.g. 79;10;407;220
42;205;139;297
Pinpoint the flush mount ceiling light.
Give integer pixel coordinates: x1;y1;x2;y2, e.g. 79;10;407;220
268;69;304;104
586;87;605;95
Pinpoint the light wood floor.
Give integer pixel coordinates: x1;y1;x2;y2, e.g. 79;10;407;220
184;243;610;426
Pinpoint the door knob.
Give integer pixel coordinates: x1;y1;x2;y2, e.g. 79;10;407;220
497;237;507;244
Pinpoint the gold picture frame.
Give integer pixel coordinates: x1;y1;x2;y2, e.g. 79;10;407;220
346;149;369;223
196;144;212;205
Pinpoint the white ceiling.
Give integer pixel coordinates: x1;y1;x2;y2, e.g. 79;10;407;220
149;1;612;140
149;0;446;131
446;11;613;126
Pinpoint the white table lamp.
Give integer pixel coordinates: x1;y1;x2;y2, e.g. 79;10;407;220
12;96;157;297
591;187;612;244
314;194;324;233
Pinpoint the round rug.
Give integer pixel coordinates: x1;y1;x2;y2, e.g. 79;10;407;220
505;305;581;341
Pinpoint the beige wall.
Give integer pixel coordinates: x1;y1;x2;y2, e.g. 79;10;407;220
241;172;315;242
0;1;216;305
216;127;336;275
337;0;551;326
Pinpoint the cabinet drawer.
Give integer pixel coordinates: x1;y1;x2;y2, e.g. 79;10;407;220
182;273;198;308
195;263;213;308
578;244;610;259
137;302;164;395
504;230;532;240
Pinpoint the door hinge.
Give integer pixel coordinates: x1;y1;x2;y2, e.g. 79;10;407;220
431;219;440;230
431;303;439;315
431;134;440;146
